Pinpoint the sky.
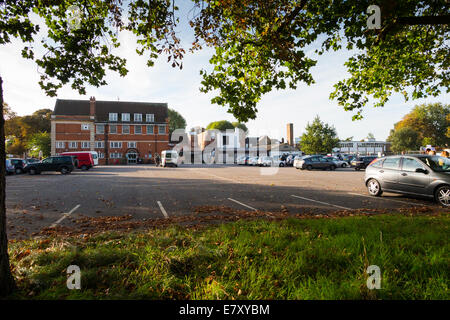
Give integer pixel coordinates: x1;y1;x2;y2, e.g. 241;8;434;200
0;5;448;142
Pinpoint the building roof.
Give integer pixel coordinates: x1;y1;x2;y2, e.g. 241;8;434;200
53;99;168;123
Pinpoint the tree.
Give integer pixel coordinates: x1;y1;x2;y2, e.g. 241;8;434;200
388;127;421;153
366;133;375;140
193;0;449;121
206;120;235;131
393;103;449;147
168;108;187;137
232;122;248;134
27;132;51;158
299;116;340;155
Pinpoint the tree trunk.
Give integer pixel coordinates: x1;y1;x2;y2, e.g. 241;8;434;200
0;76;16;296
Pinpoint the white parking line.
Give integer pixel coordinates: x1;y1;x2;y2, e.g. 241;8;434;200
291;195;353;210
157;201;169;219
50;204;80;228
227;198;258;211
347;192;428;207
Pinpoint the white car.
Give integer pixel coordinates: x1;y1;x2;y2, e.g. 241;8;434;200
325;156;348;168
161;150;179;167
258;156;273;167
294;156;306;169
248;157;259;166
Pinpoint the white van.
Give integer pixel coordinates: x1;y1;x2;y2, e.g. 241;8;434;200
71;151;99;165
161;150;178;167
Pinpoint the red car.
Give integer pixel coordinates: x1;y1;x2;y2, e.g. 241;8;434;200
61;152;94;170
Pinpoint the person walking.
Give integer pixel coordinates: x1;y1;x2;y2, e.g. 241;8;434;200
155;153;160;167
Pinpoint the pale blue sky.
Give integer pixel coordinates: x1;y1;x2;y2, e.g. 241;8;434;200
0;7;448;141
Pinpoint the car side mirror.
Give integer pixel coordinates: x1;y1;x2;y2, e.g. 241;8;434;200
415;168;428;174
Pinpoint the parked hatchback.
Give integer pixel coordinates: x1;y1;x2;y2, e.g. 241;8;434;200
351;156;377;170
9;158;26;174
365;155;450;207
25;156;75;175
295;155;336;170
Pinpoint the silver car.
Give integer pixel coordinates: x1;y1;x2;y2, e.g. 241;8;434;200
365;155;450;207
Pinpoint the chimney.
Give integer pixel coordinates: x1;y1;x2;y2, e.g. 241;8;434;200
287;123;293;146
89;96;96;119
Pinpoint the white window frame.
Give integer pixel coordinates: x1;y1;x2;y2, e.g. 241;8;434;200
69;141;77;149
128;142;137;148
122;125;130;134
146;114;154;122
109;113;118;121
56;141;65;148
81;141;90;149
134;113;142;122
158;125;166;135
96;124;105;134
146;125;154;134
135;125;142;134
95;141;104;148
122;113;130;121
110;141;122;149
109;124;117;134
98;152;105;159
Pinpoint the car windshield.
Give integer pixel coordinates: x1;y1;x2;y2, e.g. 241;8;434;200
418;156;450;172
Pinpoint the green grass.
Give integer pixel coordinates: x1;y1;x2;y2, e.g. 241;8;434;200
7;213;449;299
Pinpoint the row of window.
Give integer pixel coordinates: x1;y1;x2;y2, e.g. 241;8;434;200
109;113;154;122
95;124;165;135
56;141;139;149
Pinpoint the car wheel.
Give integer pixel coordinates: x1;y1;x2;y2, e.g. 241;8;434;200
279;163;284;167
15;168;23;174
81;165;88;171
435;185;450;207
341;163;347;168
330;165;336;171
60;167;69;174
306;165;312;171
29;168;37;175
367;179;382;196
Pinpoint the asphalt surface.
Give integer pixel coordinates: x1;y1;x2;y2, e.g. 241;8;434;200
5;164;440;238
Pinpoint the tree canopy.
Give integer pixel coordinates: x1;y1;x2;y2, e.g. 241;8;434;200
391;103;449;147
168;108;187;137
299;116;340;155
387;127;421;153
206;120;235;131
0;1;447;121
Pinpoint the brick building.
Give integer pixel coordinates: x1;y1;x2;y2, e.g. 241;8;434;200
51;97;169;164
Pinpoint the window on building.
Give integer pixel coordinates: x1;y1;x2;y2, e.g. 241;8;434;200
109;125;117;134
98;152;105;159
110;141;122;149
158;125;166;135
109;113;118;121
95;141;104;148
96;124;105;134
122;113;130;121
128;142;137;148
81;141;90;149
69;141;77;149
56;141;65;148
110;153;122;159
122;125;130;134
146;125;154;134
135;125;142;134
134;113;142;122
146;114;154;122
81;124;90;130
223;136;229;146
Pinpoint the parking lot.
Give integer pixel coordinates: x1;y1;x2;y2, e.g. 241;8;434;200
5;165;441;238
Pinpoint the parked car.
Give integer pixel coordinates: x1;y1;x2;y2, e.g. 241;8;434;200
324;156;349;168
248;157;259;166
295;155;336;170
5;159;15;175
8;158;26;174
24;156;75;175
24;158;40;165
61;152;94;170
237;156;250;165
161;150;179;167
365;155;450;207
351;156;378;170
293;156;305;169
258;156;272;167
